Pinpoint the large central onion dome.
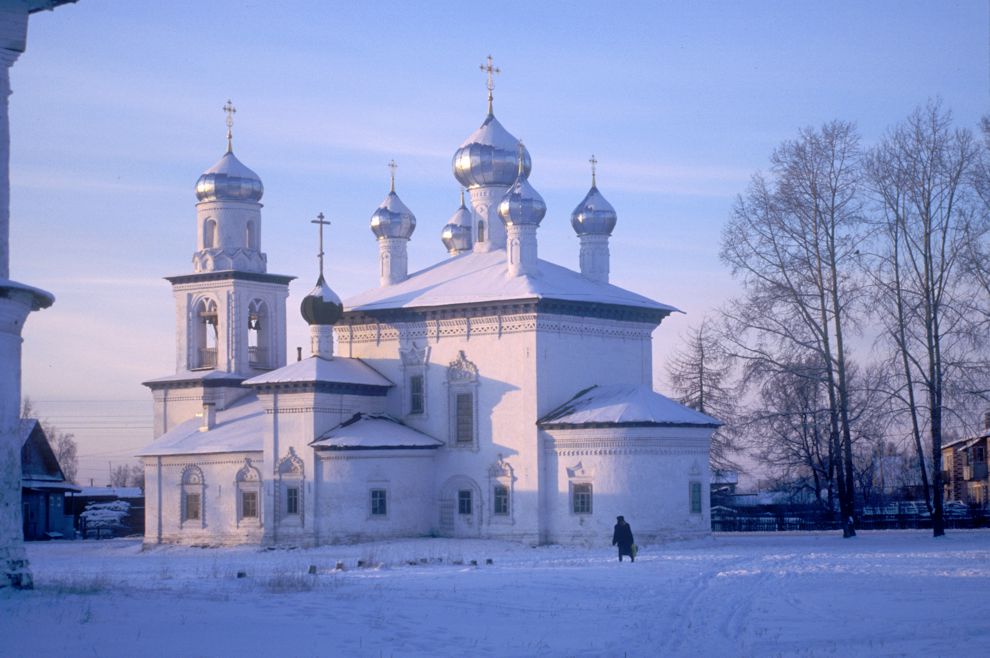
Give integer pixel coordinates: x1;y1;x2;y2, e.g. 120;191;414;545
195;150;264;203
453;113;532;189
571;185;617;236
498;145;546;227
300;274;343;326
441;189;474;254
370;187;417;240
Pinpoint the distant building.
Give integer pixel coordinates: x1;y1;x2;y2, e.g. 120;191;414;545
942;416;989;509
20;420;78;540
139;70;718;547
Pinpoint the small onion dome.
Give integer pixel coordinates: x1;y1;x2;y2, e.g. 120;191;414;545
570;185;617;236
441;190;473;254
370;190;417;240
300;274;343;326
453;113;532;189
498;161;546;228
195;150;264;202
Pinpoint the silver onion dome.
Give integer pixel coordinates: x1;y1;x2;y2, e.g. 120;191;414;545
300;274;343;326
441;190;474;254
370;190;417;240
453;113;532;189
498;154;546;227
571;185;617;236
195;151;264;203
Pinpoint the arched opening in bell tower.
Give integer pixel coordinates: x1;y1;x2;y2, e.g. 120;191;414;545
203;218;218;249
248;299;270;369
191;298;219;370
246;220;257;250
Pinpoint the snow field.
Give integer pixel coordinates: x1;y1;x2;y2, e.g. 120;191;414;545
1;530;988;657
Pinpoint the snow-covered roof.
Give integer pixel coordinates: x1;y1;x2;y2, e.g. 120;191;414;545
137;396;264;457
143;370;245;387
312;413;443;451
538;384;720;428
243;356;392;388
23;479;81;493
74;487;143;498
344;250;678;315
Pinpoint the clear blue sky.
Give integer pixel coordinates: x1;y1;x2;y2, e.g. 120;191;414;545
8;1;986;483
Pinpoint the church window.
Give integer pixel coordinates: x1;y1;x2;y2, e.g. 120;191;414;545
241;491;258;519
690;481;702;514
493;484;509;515
455;393;473;444
246;220;257;250
203;218;217;249
370;489;387;517
458;489;473;515
285;487;300;515
409;375;425;415
477;220;485;243
180;465;205;528
572;483;593;514
184;493;201;521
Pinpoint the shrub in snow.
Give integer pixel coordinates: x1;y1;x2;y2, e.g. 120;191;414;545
80;500;131;534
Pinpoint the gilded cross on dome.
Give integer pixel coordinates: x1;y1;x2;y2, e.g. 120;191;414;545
589;154;598;187
480;55;500;114
223;99;236;152
311;212;331;277
388;159;398;193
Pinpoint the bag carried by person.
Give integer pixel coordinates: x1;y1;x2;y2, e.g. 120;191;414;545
631;544;638;558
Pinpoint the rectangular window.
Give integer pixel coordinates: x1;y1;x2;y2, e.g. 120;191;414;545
286;487;300;515
493;485;509;515
409;375;424;415
185;492;201;521
371;488;387;516
690;481;702;514
572;483;592;514
241;491;258;519
458;489;473;515
455;393;473;444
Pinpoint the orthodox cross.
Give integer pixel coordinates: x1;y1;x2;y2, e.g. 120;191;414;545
311;212;330;278
223;99;236;152
480;55;500;114
589;154;598;187
388;159;397;192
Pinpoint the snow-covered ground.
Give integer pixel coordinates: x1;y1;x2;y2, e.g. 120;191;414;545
3;530;988;657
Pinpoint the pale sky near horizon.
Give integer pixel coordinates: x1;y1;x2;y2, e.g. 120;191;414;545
7;0;986;484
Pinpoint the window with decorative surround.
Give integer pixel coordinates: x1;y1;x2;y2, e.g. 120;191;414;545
400;342;430;417
236;458;262;527
277;448;305;524
488;455;515;524
572;483;593;514
446;350;479;449
180;465;206;528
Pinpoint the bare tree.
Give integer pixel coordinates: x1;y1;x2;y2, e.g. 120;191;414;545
108;464;131;488
721;120;865;536
21;397;78;485
865;100;981;537
666;316;741;470
128;464;145;491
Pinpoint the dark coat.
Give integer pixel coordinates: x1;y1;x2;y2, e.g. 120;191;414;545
612;521;634;554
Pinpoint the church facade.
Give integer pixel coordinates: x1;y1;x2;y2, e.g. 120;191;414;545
139;75;718;547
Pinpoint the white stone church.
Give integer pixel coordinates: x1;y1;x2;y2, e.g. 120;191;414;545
138;76;718;547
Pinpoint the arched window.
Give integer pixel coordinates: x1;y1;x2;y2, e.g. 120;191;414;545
447;351;479;449
477;220;485;243
203;218;218;249
488;455;515;524
246;220;257;250
248;299;270;369
191;298;218;370
180;465;205;529
277;448;304;526
235;458;262;527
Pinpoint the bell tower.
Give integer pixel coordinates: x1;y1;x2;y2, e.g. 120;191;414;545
145;103;294;437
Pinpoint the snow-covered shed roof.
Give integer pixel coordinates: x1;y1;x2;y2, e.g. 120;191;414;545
311;413;443;451
244;356;392;389
137;396;264;457
75;487;143;499
20;419;75;486
344;250;678;316
538;384;720;428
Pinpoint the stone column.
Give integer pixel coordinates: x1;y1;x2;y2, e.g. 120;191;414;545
0;13;53;590
579;234;611;284
377;237;408;287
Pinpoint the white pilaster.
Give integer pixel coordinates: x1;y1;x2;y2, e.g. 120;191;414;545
378;237;408;286
468;186;509;252
506;224;538;277
310;324;333;359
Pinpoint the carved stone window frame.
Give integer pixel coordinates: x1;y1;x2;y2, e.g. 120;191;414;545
400;342;430;418
235;458;262;528
446;350;479;450
488;454;515;525
567;461;594;516
276;447;305;527
180;464;206;529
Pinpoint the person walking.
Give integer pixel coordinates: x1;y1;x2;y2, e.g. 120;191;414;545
612;515;635;562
